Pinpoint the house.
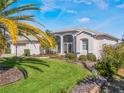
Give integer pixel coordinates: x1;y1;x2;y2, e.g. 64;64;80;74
55;28;118;58
11;35;45;56
11;28;119;58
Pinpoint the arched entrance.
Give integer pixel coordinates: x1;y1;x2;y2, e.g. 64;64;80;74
63;35;73;53
55;36;61;53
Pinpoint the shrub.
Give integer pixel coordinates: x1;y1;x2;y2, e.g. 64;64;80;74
49;54;65;60
95;43;124;78
24;49;30;56
49;54;59;58
95;61;117;77
5;48;11;54
57;55;65;60
79;55;87;62
65;53;77;61
87;53;96;61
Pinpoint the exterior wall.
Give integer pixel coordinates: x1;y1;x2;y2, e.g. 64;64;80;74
76;33;118;58
76;32;94;57
11;32;118;59
11;43;41;56
28;43;40;55
92;39;101;58
93;36;118;58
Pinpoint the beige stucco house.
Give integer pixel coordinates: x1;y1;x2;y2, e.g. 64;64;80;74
11;28;119;58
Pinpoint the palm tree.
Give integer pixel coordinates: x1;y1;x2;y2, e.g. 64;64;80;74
45;29;56;54
0;0;56;50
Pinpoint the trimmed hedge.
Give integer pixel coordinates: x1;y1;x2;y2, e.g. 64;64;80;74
79;53;96;62
65;53;77;61
87;53;96;61
24;49;30;56
79;55;87;62
5;48;11;54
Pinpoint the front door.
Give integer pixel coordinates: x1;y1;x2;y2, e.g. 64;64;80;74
64;43;73;53
68;43;72;53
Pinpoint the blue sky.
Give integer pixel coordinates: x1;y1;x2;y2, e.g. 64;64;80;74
13;0;124;38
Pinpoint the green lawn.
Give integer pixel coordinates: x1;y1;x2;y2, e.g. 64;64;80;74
0;58;91;93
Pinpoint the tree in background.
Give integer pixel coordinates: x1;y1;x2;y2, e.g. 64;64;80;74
45;29;56;54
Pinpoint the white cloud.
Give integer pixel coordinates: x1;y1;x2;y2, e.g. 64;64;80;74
72;0;108;10
41;0;108;11
72;0;92;5
66;10;77;14
78;17;91;23
116;3;124;8
92;0;108;10
41;0;59;11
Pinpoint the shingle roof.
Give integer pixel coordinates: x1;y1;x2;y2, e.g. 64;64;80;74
54;27;119;40
18;35;38;41
17;35;38;44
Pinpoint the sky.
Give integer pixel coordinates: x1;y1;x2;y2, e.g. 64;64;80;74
12;0;124;38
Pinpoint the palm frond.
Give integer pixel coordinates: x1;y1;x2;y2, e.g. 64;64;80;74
16;22;56;48
0;4;40;17
18;29;51;48
8;15;45;27
19;33;37;48
16;65;28;79
0;17;18;44
0;0;19;12
8;15;34;20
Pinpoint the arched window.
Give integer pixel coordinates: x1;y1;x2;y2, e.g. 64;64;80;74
82;39;88;50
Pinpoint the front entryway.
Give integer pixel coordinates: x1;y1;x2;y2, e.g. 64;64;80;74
55;35;74;54
64;43;73;53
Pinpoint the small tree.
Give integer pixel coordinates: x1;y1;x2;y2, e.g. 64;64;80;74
95;43;124;78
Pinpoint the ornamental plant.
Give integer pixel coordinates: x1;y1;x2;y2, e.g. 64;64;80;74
95;43;124;78
65;53;77;61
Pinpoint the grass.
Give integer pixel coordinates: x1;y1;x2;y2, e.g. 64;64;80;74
0;57;91;93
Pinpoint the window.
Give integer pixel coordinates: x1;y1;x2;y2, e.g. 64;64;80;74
82;39;88;50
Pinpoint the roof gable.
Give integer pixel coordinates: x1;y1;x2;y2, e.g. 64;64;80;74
54;27;119;41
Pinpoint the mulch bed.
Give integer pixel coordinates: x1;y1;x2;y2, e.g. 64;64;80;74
0;68;23;86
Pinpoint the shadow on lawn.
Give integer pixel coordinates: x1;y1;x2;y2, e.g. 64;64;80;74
0;57;49;78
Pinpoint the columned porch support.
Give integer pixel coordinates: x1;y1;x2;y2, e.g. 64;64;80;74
60;35;64;54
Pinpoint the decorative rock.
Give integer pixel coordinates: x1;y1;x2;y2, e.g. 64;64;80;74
0;68;23;86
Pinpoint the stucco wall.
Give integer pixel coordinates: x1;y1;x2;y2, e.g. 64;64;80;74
93;36;118;58
76;32;94;56
76;32;118;58
11;43;41;56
